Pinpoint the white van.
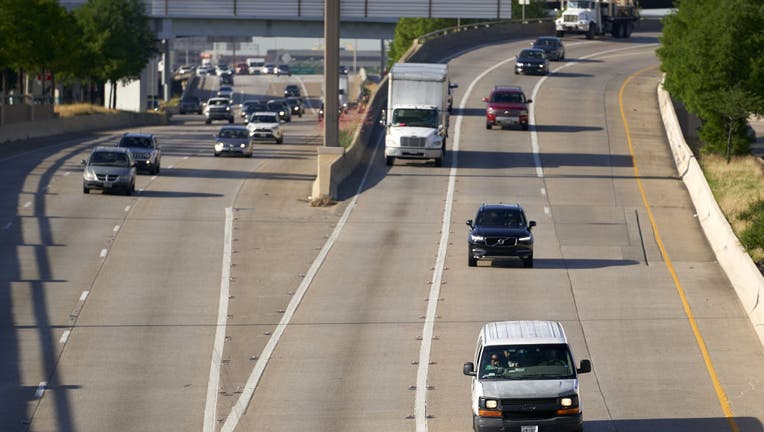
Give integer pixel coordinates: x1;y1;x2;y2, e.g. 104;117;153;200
463;321;592;432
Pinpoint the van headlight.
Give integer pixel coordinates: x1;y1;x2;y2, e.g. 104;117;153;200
83;168;96;180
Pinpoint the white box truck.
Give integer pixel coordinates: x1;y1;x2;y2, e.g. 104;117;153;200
382;62;457;167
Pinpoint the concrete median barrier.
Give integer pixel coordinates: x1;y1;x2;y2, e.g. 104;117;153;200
658;78;764;347
0;111;168;144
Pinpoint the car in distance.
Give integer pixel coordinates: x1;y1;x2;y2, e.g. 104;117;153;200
204;97;234;124
261;64;276;75
213;126;254;157
466;203;536;267
266;99;291;123
482;86;533;130
463;321;592;432
179;95;202;114
247;112;284;144
515;48;549;75
275;64;291;76
116;132;161;174
81;146;136;195
532;36;565;61
217;84;234;99
283;84;301;97
219;73;234;85
285;96;304;118
234;62;249;75
240;99;269;121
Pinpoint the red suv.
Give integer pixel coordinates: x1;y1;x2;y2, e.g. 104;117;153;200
482;86;532;130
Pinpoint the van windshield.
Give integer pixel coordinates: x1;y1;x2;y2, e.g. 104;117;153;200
479;344;575;380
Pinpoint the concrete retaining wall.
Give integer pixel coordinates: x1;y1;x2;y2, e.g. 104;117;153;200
0;111;169;144
658;78;764;346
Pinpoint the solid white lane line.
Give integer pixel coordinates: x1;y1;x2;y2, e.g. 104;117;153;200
99;249;108;258
113;225;120;233
64;171;70;176
415;51;518;432
35;382;47;399
59;330;70;344
79;291;89;301
203;207;233;432
23;201;31;208
219;131;384;432
124;206;131;212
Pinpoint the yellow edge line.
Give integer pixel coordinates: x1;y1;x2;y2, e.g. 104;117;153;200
619;65;739;432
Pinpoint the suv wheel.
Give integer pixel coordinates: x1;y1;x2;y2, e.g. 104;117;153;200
468;254;477;267
486;122;492;130
83;186;89;194
523;254;534;268
385;156;394;166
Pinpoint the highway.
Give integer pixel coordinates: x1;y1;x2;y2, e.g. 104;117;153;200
1;32;763;432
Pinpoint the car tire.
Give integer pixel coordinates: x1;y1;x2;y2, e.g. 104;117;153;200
276;137;283;144
228;118;234;124
83;186;89;194
214;152;220;157
556;30;564;37
486;122;492;130
434;157;442;167
205;119;211;124
522;123;529;131
468;254;477;267
523;254;534;268
385;156;394;166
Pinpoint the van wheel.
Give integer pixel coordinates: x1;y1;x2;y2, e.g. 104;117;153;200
523;254;534;268
83;186;89;194
276;137;283;144
434;157;442;167
468;254;477;267
385;156;394;166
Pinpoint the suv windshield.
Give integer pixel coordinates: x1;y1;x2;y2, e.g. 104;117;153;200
90;151;129;167
480;344;575;380
392;108;438;128
475;209;526;228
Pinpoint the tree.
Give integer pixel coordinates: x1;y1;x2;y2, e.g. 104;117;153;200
387;18;458;66
75;0;158;109
657;0;764;156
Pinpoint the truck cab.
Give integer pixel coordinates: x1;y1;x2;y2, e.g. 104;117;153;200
555;0;639;39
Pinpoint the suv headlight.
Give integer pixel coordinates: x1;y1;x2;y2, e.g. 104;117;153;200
518;234;532;242
469;233;484;242
487;107;495;114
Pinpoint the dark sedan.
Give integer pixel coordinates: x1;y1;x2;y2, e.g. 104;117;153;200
467;203;536;267
515;48;549;75
532;36;565;61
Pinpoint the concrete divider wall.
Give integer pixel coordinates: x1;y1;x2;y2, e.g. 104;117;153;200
658;79;764;346
0;112;168;144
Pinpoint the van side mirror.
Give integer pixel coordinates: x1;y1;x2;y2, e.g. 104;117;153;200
528;221;536;229
450;82;459;89
80;159;87;166
577;359;592;374
466;219;474;228
463;362;476;376
526;99;533;104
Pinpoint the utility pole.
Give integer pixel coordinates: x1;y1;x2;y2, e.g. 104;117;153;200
323;0;339;147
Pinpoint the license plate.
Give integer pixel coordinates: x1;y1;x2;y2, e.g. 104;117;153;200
254;133;263;137
521;426;538;432
497;117;519;124
103;182;112;188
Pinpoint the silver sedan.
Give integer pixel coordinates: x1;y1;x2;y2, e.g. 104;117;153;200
213;126;254;157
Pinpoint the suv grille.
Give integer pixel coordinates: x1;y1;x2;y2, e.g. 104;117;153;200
486;237;517;247
501;398;558;420
401;136;426;147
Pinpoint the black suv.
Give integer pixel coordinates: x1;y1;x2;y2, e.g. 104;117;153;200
466;203;536;267
284;84;301;97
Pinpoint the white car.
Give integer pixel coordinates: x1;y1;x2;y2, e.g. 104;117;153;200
247;112;284;144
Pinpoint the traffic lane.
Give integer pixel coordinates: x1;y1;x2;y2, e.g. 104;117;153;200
426;35;763;432
22;125;259;430
228;148;452;430
0;129;196;430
